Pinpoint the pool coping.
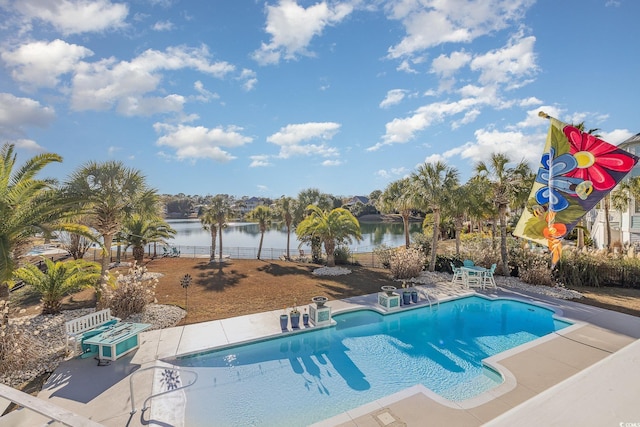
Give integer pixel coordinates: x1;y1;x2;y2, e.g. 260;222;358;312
14;281;640;427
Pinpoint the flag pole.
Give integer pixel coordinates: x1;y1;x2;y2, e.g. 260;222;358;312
539;110;556;262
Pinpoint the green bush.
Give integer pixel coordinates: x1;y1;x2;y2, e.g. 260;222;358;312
333;245;351;265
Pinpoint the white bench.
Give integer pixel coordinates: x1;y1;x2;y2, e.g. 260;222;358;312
65;308;119;355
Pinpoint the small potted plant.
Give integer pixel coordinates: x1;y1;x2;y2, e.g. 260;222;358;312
280;306;289;330
290;299;301;328
302;308;309;326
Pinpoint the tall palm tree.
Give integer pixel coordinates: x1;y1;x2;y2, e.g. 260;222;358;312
207;194;235;262
475;153;532;275
200;206;219;261
12;258;101;314
64;161;158;284
412;161;460;271
445;184;473;257
247;205;272;259
274;196;296;260
0;144;90;296
122;214;176;262
378;178;419;248
296;205;362;267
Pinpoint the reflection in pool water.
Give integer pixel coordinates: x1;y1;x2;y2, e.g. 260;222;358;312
173;296;570;427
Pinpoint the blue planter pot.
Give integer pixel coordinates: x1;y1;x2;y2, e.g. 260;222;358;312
303;313;309;326
290;313;301;328
411;291;418;303
279;315;288;330
402;292;411;305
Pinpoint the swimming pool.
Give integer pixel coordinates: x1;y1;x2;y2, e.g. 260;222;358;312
171;296;570;426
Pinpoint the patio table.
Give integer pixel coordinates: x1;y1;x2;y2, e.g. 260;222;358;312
83;322;151;362
460;266;486;289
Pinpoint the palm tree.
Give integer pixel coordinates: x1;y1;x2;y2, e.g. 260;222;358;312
0;144;91;297
294;189;332;261
64;161;158;285
274;196;296;260
445;184;473;257
122;214;176;262
475;153;532;275
412;161;460;271
247;205;272;259
207;194;235;262
12;258;101;314
378;178;419;248
200;206;219;261
296;205;362;267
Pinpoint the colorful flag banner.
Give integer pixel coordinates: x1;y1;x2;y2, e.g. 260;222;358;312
513;112;639;265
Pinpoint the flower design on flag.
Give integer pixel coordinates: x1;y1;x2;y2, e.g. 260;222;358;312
535;148;584;211
563;125;636;191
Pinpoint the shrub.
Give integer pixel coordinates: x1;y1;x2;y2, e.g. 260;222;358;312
99;262;157;319
373;244;393;269
333;245;351;265
0;300;39;375
389;247;425;279
410;232;431;260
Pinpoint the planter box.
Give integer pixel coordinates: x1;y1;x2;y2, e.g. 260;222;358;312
309;304;331;326
378;292;400;311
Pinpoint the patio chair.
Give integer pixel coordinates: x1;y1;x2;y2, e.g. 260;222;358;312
450;263;464;285
482;264;497;289
463;259;475;267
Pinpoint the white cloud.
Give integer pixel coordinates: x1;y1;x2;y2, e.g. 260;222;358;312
14;0;129;35
375;166;409;179
322;159;342;166
430;50;471;77
13;138;45;151
386;0;535;58
0;93;55;137
470;34;537;86
117;94;185;116
370;98;481;150
154;122;252;162
250;155;272;167
267;122;341;159
379;89;407;109
70;45;234;114
193;81;219;102
152;20;174;31
239;68;258;91
604;129;634;145
1;39;93;88
252;0;353;65
460;127;545;170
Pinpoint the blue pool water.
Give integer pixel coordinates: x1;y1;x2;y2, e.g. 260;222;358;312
173;296;570;427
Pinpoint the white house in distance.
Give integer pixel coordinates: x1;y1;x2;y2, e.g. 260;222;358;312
587;132;640;248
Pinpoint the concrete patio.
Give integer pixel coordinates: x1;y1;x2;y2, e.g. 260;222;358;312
2;281;639;426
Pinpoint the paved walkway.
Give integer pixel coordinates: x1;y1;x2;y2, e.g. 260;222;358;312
2;281;639;426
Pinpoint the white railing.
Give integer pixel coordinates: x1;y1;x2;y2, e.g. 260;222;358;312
0;383;103;427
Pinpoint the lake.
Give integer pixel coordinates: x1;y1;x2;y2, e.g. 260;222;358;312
166;219;422;254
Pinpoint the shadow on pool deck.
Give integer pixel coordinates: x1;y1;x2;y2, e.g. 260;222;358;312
4;282;640;427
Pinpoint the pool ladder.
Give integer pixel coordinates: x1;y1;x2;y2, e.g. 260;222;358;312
129;365;198;415
419;289;439;311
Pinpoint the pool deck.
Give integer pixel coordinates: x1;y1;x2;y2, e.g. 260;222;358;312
3;281;640;426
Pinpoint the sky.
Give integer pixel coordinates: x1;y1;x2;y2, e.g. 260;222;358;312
1;0;639;199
